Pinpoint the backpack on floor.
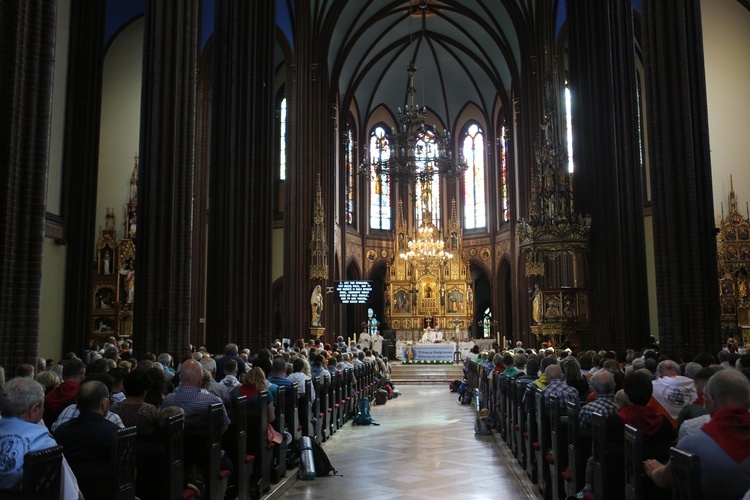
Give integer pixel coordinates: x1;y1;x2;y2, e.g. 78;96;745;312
310;439;338;477
474;408;494;435
383;382;394;399
458;387;472;405
375;389;389;406
353;397;379;425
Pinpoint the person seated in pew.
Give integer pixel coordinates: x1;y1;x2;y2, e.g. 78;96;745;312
0;377;82;499
54;380;121;500
51;372;125;433
267;357;295;394
110;370;159;432
235;367;276;424
161;359;230;433
311;354;331;384
562;357;590;401
676;365;721;432
575;371;618;499
540;364;580;412
644;369;750;500
219;359;242;391
604;370;677;500
647;360;697;428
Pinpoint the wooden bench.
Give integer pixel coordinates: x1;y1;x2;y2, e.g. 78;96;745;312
535;390;552;499
68;426;138;500
284;382;301;442
591;412;625;500
183;403;230;500
270;385;287;483
0;445;63;500
525;384;539;484
624;424;643;500
136;412;185;500
549;396;569;500
223;396;251;500
315;376;329;442
670;447;702;500
246;391;270;496
299;378;314;440
565;401;591;498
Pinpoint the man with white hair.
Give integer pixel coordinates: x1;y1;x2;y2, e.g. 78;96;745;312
645;369;750;498
0;378;81;499
648;359;697;427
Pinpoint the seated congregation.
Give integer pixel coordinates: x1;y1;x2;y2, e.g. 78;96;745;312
0;338;390;499
465;342;750;500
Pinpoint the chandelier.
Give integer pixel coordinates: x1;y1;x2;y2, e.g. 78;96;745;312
399;182;453;268
358;1;468;187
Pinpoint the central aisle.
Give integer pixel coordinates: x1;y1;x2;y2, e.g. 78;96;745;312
280;384;537;500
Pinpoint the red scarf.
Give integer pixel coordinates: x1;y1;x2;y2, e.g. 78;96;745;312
701;408;750;464
237;384;260;400
45;381;79;412
617;404;663;438
693;395;704;406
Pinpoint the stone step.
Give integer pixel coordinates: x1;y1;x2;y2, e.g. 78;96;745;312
389;361;464;384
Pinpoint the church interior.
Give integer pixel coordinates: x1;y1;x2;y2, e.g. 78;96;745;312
2;0;750;370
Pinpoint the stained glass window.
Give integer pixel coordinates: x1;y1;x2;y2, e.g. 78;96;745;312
500;125;509;222
279;97;287;180
462;123;486;229
565;87;574;173
414;130;441;228
345;125;355;225
369;126;391;230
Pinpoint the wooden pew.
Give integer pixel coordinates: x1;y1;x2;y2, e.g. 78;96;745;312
327;371;338;435
624;424;643;500
670;447;702;500
333;371;344;429
525;384;539;483
549;396;569;500
299;378;314;439
136;412;184;500
535;390;552;499
504;374;515;449
246;391;270;496
591;412;625;500
285;382;301;442
183;403;230;500
270;385;287;483
223;396;250;500
342;368;354;421
68;426;138;500
315;376;329;442
0;445;63;500
565;401;591;498
515;380;527;469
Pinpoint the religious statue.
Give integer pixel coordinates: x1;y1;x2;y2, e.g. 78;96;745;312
103;250;111;275
310;285;323;327
738;274;748;301
119;262;135;304
530;284;542;324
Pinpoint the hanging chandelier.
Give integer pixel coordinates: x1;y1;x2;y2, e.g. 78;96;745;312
399;182;453;268
359;1;468;187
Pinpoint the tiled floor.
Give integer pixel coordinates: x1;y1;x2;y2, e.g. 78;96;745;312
280;384;537;499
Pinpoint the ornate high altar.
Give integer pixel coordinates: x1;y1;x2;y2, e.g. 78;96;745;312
717;176;750;345
385;195;473;342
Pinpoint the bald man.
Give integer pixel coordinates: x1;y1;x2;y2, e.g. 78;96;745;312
161;359;230;434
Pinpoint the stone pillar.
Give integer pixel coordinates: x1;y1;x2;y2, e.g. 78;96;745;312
284;2;335;342
207;0;276;353
0;0;57;371
642;0;719;354
135;0;199;355
62;0;106;355
567;0;650;351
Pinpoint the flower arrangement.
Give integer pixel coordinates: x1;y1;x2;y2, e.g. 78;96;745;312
402;359;453;365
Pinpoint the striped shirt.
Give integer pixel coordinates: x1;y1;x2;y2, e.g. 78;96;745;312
161;385;230;428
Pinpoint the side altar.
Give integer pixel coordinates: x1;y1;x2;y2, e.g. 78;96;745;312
384;199;474;336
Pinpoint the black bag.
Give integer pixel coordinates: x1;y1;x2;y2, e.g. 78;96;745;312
310;439;338;477
375;389;389;405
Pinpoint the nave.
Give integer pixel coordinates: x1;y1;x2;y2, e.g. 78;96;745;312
280;384;535;500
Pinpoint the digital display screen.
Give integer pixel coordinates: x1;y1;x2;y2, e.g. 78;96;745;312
336;281;372;304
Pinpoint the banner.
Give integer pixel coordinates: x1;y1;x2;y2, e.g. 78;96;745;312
401;344;455;362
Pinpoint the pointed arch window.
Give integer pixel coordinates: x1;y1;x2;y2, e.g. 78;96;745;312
345;123;355;225
369;126;391;230
462;123;486;229
279;97;287;180
414;130;441;228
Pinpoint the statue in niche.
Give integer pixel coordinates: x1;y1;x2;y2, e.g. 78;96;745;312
310;285;323;327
